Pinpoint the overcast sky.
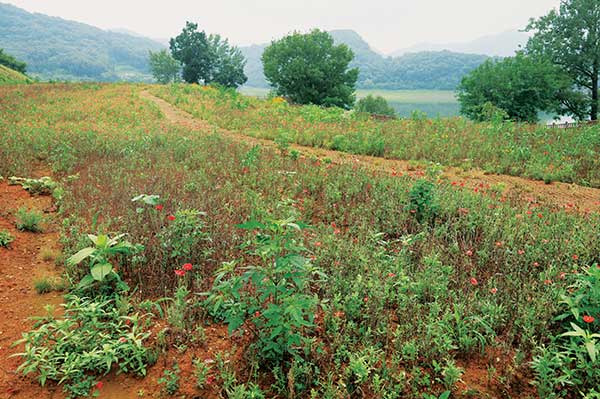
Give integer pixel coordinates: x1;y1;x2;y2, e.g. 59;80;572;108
4;0;560;53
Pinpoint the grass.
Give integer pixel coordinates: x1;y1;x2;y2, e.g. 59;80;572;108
156;84;600;187
15;207;43;232
2;83;600;397
0;65;32;85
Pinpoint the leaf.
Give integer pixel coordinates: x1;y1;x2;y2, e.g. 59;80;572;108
77;274;95;289
91;263;113;281
67;247;96;265
585;341;597;362
236;220;265;230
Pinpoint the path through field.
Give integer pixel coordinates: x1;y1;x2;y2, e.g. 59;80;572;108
140;91;600;213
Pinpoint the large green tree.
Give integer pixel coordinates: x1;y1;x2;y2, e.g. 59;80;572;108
262;30;358;108
457;54;569;122
148;49;180;84
170;22;247;88
526;0;600;120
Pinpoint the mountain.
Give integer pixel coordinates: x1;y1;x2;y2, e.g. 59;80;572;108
0;2;165;81
391;30;529;57
241;29;489;90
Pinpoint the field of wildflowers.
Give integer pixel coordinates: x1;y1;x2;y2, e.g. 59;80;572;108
1;83;599;398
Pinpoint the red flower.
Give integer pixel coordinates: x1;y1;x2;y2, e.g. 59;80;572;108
490;288;497;294
119;337;127;343
583;315;595;323
155;204;164;211
465;249;473;257
495;241;503;248
518;249;525;255
167;215;176;221
572;254;579;261
533;262;540;267
182;263;193;271
470;277;478;286
315;242;322;247
96;382;104;390
254;311;261;317
175;269;186;277
387;272;396;278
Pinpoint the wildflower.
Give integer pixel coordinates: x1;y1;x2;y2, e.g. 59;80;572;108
470;277;478;286
572;254;579;261
583;315;595;323
254;311;261;317
518;249;525;255
96;382;104;390
119;337;127;343
182;263;193;271
495;241;503;248
155;204;164;211
315;241;322;247
490;288;497;294
363;296;369;303
533;262;539;267
206;375;216;385
537;213;543;218
559;272;566;280
544;279;552;285
465;249;473;257
175;269;186;277
387;272;396;278
167;215;176;221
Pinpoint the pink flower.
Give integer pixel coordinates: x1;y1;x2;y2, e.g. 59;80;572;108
182;263;193;271
470;277;478;286
490;288;497;294
119;337;127;343
175;269;186;277
465;250;473;257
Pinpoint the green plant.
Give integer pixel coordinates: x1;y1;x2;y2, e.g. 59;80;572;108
67;233;142;294
15;207;43;232
13;295;153;398
193;358;212;389
8;176;58;196
407;179;438;223
0;229;14;247
206;216;326;365
158;363;180;395
158;209;212;262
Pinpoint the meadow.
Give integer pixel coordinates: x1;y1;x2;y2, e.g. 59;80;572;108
1;83;599;398
240;86;460;118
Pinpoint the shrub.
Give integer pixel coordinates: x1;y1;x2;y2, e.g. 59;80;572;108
0;229;14;247
15;207;43;232
355;95;396;117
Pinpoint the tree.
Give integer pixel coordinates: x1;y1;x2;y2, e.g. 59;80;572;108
148;50;180;84
457;54;569;122
262;30;358;109
169;22;247;88
0;48;26;73
355;95;396;117
526;0;600;120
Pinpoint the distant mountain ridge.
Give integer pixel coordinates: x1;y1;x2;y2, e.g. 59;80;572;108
0;2;165;81
241;29;490;90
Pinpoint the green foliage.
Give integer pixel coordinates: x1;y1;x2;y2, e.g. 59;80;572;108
15;207;43;232
407;179;438;223
457;53;568;122
170;22;247;87
158;209;212;263
8;176;58;196
533;266;600;397
33;277;65;294
148;49;180;84
158;363;180;395
206;216;326;365
526;0;600;120
0;48;26;73
67;233;142;295
0;229;14;247
13;295;153;398
262;29;358;109
355;95;396;117
193;358;212;389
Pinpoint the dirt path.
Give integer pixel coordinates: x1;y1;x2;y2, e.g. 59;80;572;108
0;181;63;398
140;91;600;213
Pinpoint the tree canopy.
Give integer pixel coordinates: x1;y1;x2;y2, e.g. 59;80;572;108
262;30;358;109
526;0;600;120
355;95;396;117
170;22;247;88
0;48;26;74
148;50;180;84
457;54;568;122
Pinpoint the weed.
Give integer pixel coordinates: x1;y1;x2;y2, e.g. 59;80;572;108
15;207;43;232
0;229;14;247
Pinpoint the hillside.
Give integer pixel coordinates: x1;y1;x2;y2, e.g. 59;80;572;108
241;29;489;90
0;2;165;81
0;64;31;84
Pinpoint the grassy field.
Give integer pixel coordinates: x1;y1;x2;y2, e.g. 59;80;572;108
0;64;32;85
1;83;600;398
240;86;460;117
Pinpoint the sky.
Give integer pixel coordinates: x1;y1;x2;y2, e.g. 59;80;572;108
3;0;561;53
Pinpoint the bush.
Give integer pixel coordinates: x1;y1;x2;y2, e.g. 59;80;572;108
15;207;43;232
355;95;396;117
0;229;14;247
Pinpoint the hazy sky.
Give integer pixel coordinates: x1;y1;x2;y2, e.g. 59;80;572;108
4;0;561;53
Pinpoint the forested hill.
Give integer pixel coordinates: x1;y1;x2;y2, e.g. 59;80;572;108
0;2;164;81
241;29;490;90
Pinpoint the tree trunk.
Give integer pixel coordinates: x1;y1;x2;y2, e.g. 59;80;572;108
592;60;599;121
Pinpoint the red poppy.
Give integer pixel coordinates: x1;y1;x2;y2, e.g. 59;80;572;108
155;204;164;211
583;315;595;323
470;277;478;286
167;215;176;221
96;382;104;390
175;269;186;277
182;263;193;271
